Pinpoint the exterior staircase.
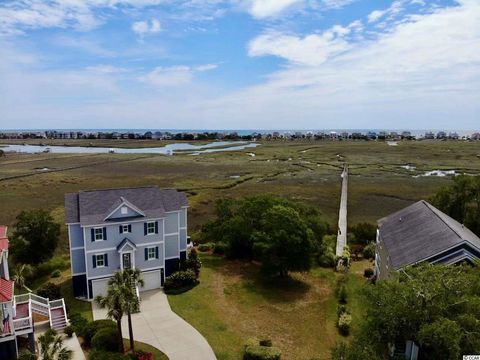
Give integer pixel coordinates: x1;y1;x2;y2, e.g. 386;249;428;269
14;293;68;332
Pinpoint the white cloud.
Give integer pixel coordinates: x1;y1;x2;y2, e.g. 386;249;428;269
248;24;354;66
139;64;217;86
368;10;386;23
131;19;162;36
248;0;302;19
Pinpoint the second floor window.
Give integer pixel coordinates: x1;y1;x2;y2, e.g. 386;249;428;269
147;247;156;260
122;225;130;233
95;228;104;241
147;222;155;235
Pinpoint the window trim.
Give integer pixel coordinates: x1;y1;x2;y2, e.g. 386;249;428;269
96;254;105;268
94;227;104;241
146;221;156;235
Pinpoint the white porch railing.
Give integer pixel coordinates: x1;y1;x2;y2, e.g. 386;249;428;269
13;316;31;331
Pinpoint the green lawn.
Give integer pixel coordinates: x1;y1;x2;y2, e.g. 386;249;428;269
123;340;169;360
168;253;370;360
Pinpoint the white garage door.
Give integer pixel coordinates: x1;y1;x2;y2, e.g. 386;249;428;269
91;278;109;298
141;270;162;292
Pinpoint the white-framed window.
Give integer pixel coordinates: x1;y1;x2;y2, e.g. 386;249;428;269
121;206;128;215
122;225;130;233
147;247;156;260
96;254;105;267
147;222;156;235
94;228;104;241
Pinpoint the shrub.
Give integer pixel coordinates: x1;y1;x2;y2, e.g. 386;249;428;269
338;285;348;304
36;256;69;277
243;338;281;360
164;269;197;293
37;282;61;300
17;350;37;360
364;268;374;278
363;243;376;260
213;242;227;255
88;350;125;360
337;313;352;336
84;319;117;347
198;243;214;252
337;304;348;317
51;269;61;278
180;248;202;278
64;325;74;338
69;313;88;338
91;327;119;352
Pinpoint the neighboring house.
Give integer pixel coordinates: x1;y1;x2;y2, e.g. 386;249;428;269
376;200;480;360
375;200;480;280
65;186;189;300
0;226;67;360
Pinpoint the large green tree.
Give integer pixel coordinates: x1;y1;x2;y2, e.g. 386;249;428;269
432;175;480;236
252;205;313;277
333;264;480;359
11;210;60;264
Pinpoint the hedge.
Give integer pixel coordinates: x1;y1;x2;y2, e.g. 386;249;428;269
243;338;281;360
164;269;197;293
91;327;120;352
84;319;117;347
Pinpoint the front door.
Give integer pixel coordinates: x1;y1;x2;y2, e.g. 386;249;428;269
122;253;132;269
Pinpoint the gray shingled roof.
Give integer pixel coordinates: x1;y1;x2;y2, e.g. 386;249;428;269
65;187;188;226
378;200;480;269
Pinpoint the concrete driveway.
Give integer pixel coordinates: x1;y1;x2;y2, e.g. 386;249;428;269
92;290;216;360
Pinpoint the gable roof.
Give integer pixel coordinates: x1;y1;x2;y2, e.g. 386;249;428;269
65;186;188;226
103;197;146;221
378;200;480;269
0;278;14;303
0;226;8;251
117;238;137;252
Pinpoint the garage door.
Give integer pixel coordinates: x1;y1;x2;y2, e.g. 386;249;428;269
141;270;162;292
91;278;109;298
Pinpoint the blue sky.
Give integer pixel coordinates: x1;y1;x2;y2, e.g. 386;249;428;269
0;0;479;130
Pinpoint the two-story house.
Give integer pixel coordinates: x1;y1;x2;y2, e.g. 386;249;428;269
65;186;189;299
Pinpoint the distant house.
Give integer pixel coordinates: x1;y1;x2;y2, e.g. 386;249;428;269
0;227;67;359
375;200;480;280
65;186;189;300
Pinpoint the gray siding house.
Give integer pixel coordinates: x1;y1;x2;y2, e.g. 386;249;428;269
375;200;480;280
65;187;188;299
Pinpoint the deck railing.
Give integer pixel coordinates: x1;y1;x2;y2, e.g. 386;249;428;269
49;299;63;309
13;316;31;331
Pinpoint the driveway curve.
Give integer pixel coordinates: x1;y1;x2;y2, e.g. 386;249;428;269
92;290;216;360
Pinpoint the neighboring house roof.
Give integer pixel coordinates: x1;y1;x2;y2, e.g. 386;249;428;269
0;278;14;303
378;200;480;269
65;186;188;226
0;225;8;251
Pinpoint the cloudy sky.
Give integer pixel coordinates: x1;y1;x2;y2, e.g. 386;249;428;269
0;0;479;130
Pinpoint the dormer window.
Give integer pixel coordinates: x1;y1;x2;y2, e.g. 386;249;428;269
121;206;128;215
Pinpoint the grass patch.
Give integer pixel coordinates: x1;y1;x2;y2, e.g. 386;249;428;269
123;340;169;360
169;254;367;360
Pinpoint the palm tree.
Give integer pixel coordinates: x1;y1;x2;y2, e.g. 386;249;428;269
95;283;126;353
12;264;32;291
38;329;73;360
106;268;144;353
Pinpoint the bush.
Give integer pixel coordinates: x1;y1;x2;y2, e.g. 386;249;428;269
243;338;281;360
164;269;197;293
198;243;214;252
51;269;62;278
338;285;348;304
69;313;88;338
337;304;348;317
337;313;352;336
350;223;377;245
180;248;202;278
64;325;74;338
37;282;61;300
364;268;374;278
363;243;376;260
91;327;119;352
84;320;117;347
213;242;227;255
88;350;125;360
36;256;70;277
